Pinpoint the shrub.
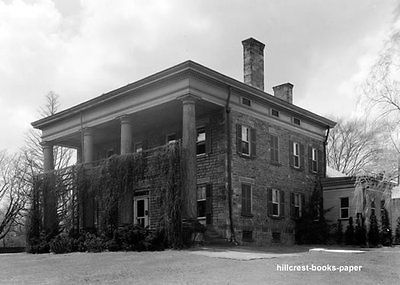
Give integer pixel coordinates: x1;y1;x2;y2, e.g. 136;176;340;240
394;217;400;245
84;232;105;253
345;217;354;245
354;216;366;246
336;220;343;244
26;231;50;254
380;208;392;246
50;233;72;254
368;214;380;247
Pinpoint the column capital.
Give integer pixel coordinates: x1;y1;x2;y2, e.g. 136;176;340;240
177;94;201;105
82;128;94;136
40;141;53;148
118;114;132;125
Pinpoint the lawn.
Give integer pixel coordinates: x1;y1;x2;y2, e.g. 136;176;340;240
0;246;399;284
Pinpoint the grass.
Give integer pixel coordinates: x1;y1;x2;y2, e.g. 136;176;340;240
0;246;399;284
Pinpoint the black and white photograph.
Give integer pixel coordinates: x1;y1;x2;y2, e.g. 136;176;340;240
0;0;399;284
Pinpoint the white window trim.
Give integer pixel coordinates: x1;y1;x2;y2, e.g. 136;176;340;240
340;197;350;219
272;189;280;217
293;142;300;168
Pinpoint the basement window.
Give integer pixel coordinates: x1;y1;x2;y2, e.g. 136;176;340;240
241;97;252;107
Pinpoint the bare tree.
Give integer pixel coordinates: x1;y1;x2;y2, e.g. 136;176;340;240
327;117;395;176
0;151;29;240
22;91;74;176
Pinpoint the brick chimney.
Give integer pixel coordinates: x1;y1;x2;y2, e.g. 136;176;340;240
242;38;265;91
273;83;293;104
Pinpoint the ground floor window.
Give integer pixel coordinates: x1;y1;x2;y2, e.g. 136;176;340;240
197;185;206;218
133;195;149;227
272;189;280;216
340;197;349;219
241;183;252;216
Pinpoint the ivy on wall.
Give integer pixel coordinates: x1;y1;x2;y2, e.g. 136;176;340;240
27;142;183;250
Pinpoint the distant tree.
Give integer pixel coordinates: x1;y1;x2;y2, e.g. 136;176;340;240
368;214;380;247
327;118;390;176
345;217;355;245
0;151;29;241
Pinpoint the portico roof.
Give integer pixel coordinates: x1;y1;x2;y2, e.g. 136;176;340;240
32;60;336;130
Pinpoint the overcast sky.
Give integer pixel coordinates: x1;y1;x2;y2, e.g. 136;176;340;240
1;0;398;152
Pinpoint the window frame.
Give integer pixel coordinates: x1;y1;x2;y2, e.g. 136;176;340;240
272;189;280;217
241;183;252;216
271;109;280;118
293;117;301;126
311;147;318;173
340;197;350;219
166;133;177;144
240;125;251;157
196;126;206;155
134;142;143;153
270;135;279;163
241;97;252;107
197;185;207;219
293;142;300;168
294;193;302;218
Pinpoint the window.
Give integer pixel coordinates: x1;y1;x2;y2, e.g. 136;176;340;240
371;200;375;216
293;117;301;125
236;124;256;158
293;142;300;168
241;184;252;216
241;126;250;156
241;97;251;107
272;189;280;216
271;109;279;117
242;230;253;241
134;142;143;153
270;135;279;163
196;127;206;155
166;133;176;144
340;197;349;219
291;193;303;218
197;185;206;218
311;148;318;172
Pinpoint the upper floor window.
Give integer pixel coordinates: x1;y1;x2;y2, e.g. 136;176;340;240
236;124;256;158
271;109;279;117
293;117;301;126
241;97;252;107
311;148;318;172
196;127;206;155
272;189;280;217
134;142;143;153
340;197;349;219
293;142;300;168
270;135;279;163
166;133;177;144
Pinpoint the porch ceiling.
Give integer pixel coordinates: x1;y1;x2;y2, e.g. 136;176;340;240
52;99;222;148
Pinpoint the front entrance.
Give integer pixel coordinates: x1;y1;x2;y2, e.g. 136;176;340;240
134;196;149;227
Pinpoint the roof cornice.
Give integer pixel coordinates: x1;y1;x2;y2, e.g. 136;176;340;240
32;60;336;129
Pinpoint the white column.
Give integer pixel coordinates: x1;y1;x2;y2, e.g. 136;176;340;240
83;128;94;163
120;115;132;154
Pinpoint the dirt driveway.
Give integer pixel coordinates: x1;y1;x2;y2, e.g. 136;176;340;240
0;246;399;284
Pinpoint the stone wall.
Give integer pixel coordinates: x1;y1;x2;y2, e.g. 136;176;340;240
230;110;324;245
